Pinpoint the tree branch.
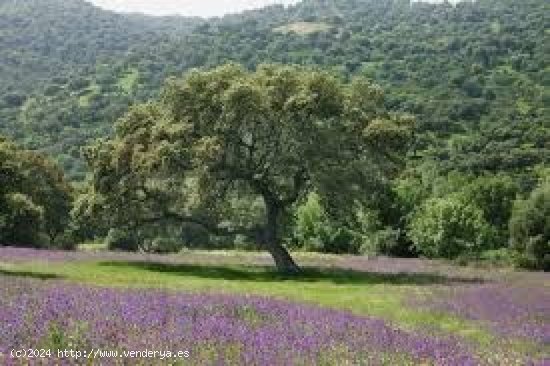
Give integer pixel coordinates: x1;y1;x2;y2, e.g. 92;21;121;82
141;210;256;238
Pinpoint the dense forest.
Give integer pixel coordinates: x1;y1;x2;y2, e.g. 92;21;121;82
0;0;548;270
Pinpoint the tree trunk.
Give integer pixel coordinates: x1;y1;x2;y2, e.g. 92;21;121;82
263;197;300;274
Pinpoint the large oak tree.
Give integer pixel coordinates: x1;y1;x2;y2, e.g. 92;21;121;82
80;64;412;273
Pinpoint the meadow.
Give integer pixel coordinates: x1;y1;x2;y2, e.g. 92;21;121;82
1;1;548;364
0;247;548;365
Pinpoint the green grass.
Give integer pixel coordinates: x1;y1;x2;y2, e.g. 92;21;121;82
116;67;139;93
0;251;544;358
0;256;487;338
78;83;101;107
78;240;108;251
274;22;332;35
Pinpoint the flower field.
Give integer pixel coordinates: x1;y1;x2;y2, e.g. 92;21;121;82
1;278;475;365
0;247;548;365
424;284;549;344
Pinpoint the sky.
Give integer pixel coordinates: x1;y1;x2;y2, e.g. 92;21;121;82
87;0;302;18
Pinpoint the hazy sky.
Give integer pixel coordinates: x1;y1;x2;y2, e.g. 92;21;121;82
87;0;302;18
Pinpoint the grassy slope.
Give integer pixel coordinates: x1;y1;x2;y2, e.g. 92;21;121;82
0;250;545;359
273;22;332;35
116;67;140;93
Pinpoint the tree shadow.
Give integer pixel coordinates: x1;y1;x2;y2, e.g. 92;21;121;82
99;261;485;286
0;268;62;280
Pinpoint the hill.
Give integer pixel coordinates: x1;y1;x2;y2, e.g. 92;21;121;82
0;0;201;177
0;0;548;179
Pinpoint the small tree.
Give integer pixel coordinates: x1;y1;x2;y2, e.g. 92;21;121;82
0;136;72;247
462;174;518;233
291;192;357;254
409;195;492;259
0;193;44;246
20;152;73;244
509;181;550;270
81;64;412;273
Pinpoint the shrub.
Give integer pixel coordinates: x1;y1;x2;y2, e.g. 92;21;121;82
408;195;493;259
509;182;550;270
1;137;72;248
354;203;414;256
105;228;139;251
0;193;44;247
50;232;78;250
454;248;521;268
479;248;520;266
291;192;358;254
233;234;258;251
147;237;182;254
461;175;518;234
180;223;211;248
359;228;401;256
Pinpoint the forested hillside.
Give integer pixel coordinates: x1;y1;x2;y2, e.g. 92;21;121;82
0;0;547;180
0;0;201;177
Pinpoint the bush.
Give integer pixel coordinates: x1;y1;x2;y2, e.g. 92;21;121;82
409;195;494;259
291;192;358;254
509;182;550;270
454;248;521;268
105;228;139;251
1;137;72;248
233;234;257;251
359;228;401;256
147;237;182;254
50;232;78;250
461;175;518;234
0;193;44;247
479;248;521;267
354;204;413;256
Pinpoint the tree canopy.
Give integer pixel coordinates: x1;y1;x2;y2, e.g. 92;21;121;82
79;64;412;272
0;136;72;247
0;0;547;181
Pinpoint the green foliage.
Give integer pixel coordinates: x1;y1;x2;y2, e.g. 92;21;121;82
456;174;519;249
291;192;331;251
0;193;44;246
397;169;521;255
409;195;494;259
477;248;521;268
273;22;332;35
105;228;139;252
5;251;506;350
69;190;108;242
0;0;547;269
509;181;550;270
290;193;358;254
359;227;401;257
105;226;184;253
461;175;518;231
22;153;74;243
1;0;547;181
44;322;89;352
147;237;183;254
80;64;410;271
288;192;405;256
0;136;72;247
